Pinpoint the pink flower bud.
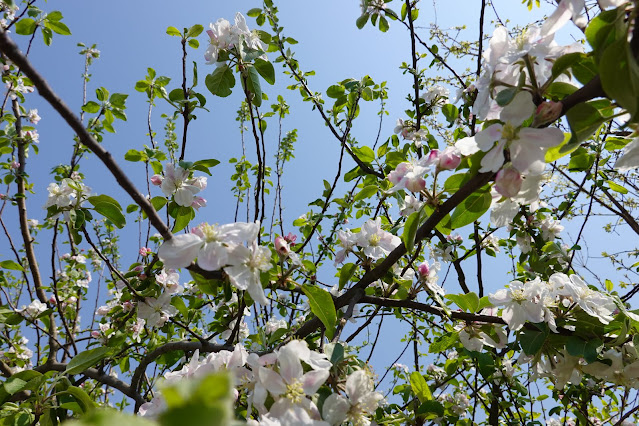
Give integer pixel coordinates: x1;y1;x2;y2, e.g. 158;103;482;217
284;232;297;244
495;166;523;198
10;161;19;169
534;101;562;126
139;247;151;257
49;296;56;304
139;273;147;280
438;147;461;170
191;196;206;210
426;149;440;164
404;176;426;193
418;262;430;277
275;236;290;256
150;174;163;186
96;306;110;316
91;331;101;338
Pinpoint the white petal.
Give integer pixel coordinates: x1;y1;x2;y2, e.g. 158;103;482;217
455;136;480;156
500;92;535;126
157;234;202;269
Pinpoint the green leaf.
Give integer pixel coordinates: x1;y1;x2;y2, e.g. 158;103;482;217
15;18;37;35
62;386;96;413
247;8;262;17
416;400;445;418
445;292;480;313
0;260;24;272
565;336;602;364
82;101;101;114
441;104;458;123
188;39;199;49
410;372;433;403
429;332;459;353
172;206;194;233
338;263;357;290
244;66;263;107
65;409;155;426
600;38;639;121
45;20;71;36
544;132;573;162
254;58;275;85
378;16;389;32
450;186;491;229
551;52;586;79
326;85;345;99
564;101;609;152
90;202;126;229
124;149;146;162
166;26;182;37
443;173;471;193
519;328;547;356
171;297;188;319
403;210;421;253
205;64;235;98
301;285;337;340
356;13;370;29
65;347;113;375
353;185;377;202
47;11;63;21
352;146;375;163
186;24;203;38
607;180;628;194
88;194;122;210
495;87;517;107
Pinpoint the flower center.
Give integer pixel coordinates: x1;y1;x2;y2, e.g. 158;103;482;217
369;234;381;247
198;223;221;243
285;379;305;404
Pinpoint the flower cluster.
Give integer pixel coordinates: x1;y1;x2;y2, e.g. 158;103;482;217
152;163;207;208
139;340;382;425
334;218;400;263
489;273;617;332
204;12;264;64
157;221;272;305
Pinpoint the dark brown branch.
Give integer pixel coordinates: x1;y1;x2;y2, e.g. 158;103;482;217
0;30;172;241
34;361;145;406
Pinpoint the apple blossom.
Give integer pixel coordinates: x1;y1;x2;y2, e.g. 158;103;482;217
157;221;258;270
356;217;401;260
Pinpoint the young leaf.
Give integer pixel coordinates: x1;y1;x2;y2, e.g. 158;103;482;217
254;58;275;85
301;284;337;340
205;64;236;97
65;347;113;375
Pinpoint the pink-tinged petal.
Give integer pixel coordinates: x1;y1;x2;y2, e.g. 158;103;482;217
174;187;195;207
517;127;565;148
495;167;523;198
157;234;202;269
479;140;506;173
301;369;329;395
278;344;304;383
500;92;535;126
258;366;286;396
474;124;503;152
196;242;228;271
322;394;350;425
346;370;373;403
